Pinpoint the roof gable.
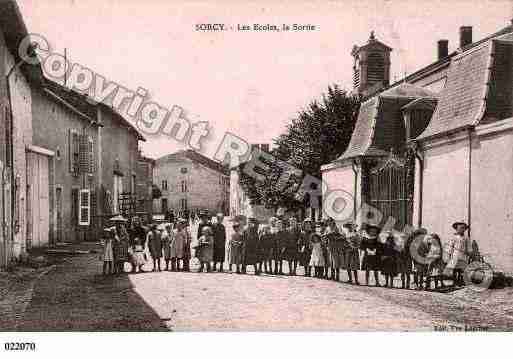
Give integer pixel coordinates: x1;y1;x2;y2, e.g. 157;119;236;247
156;150;228;175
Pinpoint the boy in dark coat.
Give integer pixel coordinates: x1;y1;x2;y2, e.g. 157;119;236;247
212;213;226;272
243;217;261;275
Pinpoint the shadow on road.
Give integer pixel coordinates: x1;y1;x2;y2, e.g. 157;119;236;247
14;253;170;331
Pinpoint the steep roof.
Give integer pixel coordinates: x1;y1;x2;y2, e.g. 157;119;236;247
336;83;437;161
416;31;513;141
416;41;493;140
156;150;228;175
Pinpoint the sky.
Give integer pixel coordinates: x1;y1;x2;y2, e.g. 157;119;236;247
17;0;513;159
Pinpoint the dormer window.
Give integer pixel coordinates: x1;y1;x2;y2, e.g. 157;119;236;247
402;98;437;141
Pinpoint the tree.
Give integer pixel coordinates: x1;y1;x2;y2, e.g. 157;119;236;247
239;84;360;212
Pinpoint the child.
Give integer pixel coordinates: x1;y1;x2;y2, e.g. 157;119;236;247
100;228;115;275
298;218;313;277
326;219;345;282
412;228;430;290
112;224;129;274
309;231;325;278
274;220;286;275
343;221;360;285
259;225;274;274
445;221;472;286
131;234;147;273
161;223;172;271
147;224;163;272
195;226;214;273
425;233;444;289
396;231;412;289
380;231;398;288
229;222;244;273
360;224;382;286
283;217;300;275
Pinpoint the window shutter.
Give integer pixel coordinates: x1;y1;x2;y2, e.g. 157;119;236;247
79;189;91;226
69;130;80;174
71;188;79;225
79;134;90;173
88;136;94;173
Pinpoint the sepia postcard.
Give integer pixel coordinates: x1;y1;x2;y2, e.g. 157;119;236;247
1;0;513;355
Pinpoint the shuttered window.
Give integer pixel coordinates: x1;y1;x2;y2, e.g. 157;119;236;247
69;130;80;175
71;188;79;225
79;189;91;226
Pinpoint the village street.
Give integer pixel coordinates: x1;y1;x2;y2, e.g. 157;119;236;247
3;223;513;331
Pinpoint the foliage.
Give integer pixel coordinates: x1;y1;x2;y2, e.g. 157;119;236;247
239;84;361;212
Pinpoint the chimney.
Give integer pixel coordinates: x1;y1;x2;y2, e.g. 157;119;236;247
437;40;449;60
459;26;472;48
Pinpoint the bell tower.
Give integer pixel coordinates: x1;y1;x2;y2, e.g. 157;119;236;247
352;31;392;97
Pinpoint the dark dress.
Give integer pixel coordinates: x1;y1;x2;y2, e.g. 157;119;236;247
273;231;286;261
212;223;226;262
397;235;414;273
298;231;313;267
259;232;274;261
243;227;260;265
283;229;299;261
147;230;162;259
360;235;381;271
129;226;146;247
381;240;398;276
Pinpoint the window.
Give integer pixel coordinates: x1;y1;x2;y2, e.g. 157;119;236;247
69;129;79;175
180;167;188;174
71;188;79;225
181;180;187;193
162;180;168;191
113;175;122;213
79;189;91;226
161;198;168;213
180;198;188;211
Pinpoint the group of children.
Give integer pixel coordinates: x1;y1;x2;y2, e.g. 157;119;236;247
100;216;192;276
100;214;475;290
225;216;475;290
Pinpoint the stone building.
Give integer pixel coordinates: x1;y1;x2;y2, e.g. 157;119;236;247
153;150;229;217
0;0;43;266
321;23;513;273
135;151;155;223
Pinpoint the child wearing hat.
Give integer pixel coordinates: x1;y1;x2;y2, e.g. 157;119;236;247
229;222;244;273
342;221;360;285
425;233;444;290
360;224;382;286
283;217;300;275
147;224;163;272
259;225;274;274
100;228;115;275
380;231;398;288
445;221;472;286
194;226;214;272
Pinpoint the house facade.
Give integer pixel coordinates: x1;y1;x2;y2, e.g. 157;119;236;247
135;151;155;222
0;0;44;266
322;24;513;274
153;150;229;217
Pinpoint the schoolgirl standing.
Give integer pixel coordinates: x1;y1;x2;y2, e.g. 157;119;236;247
360;224;382;286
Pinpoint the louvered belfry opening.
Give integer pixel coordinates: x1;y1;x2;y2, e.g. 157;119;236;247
367;52;387;86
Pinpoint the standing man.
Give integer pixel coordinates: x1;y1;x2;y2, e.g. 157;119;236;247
243;217;261;275
212;213;227;272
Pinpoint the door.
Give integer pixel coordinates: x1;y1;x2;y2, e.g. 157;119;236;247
27;152;50;248
367;152;414;230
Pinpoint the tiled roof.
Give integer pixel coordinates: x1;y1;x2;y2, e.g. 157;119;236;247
336;84;436;161
156;150;228;175
416;41;493;140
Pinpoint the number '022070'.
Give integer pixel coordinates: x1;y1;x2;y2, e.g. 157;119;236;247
4;342;36;351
